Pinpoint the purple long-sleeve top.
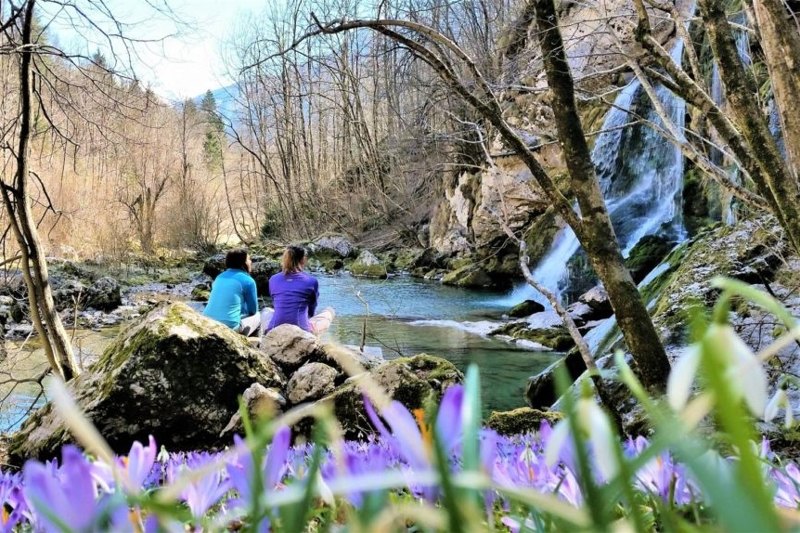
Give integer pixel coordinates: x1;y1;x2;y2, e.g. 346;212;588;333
267;271;319;332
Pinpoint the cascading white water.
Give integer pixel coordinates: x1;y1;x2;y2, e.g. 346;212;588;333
500;42;688;306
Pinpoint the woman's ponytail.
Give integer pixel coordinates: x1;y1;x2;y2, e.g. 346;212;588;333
281;245;306;273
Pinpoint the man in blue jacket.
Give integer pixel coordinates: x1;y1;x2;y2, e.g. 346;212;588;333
203;249;262;336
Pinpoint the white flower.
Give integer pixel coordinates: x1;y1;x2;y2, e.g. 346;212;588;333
581;400;618;480
667;345;701;411
545;397;619;480
786;406;794;428
765;389;787;422
707;324;768;417
544;418;570;467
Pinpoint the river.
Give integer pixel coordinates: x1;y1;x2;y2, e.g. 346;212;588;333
0;273;559;431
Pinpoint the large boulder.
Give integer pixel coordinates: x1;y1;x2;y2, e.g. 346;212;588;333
202;254;280;294
84;277;122;311
295;354;463;439
262;325;384;374
52;276;122;312
286;362;338;405
9;302;286;462
492;311;574;351
350;251;387;279
262;325;325;372
508;299;545;318
311;234;356;259
441;264;494;289
525;348;587;409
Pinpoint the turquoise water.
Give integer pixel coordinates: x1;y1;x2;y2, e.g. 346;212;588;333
313;274;558;413
1;275;557;432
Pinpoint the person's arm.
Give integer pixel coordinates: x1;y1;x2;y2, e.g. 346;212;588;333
308;278;319;318
243;277;258;316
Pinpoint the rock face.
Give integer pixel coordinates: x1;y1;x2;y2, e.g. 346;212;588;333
202;254;280;294
9;302;286;462
286;362;338;404
312;234;355;258
350;251;387;279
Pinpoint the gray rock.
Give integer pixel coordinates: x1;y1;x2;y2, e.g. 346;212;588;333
293;354;463;440
261;324;324;372
508;299;546;318
350;251;387;279
9;302;286;462
220;383;286;436
84;276;122;311
287;362;338;404
312;235;355;258
578;285;612;314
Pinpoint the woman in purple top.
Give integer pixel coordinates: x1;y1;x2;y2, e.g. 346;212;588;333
267;245;334;335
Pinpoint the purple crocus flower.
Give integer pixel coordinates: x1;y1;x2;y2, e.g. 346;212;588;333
23;446;114;532
226;426;291;508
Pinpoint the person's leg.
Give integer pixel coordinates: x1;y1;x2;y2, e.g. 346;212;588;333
309;307;335;336
239;314;262;337
260;307;274;335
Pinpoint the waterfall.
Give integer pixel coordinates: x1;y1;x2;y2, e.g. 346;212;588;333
500;42;687;307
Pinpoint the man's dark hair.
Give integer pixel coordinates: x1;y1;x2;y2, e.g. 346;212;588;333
225;249;250;271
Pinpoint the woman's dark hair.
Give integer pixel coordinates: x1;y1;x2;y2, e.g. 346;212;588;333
225;249;250;272
281;245;306;274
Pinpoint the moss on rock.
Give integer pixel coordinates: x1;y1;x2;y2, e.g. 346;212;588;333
486;407;563;435
9;302;286;463
441;264;494;289
294;354;463;440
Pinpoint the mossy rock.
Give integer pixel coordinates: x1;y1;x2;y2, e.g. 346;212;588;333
508;299;545;318
486;407;563;435
650;216;785;344
9;302;286;463
625;235;676;283
493;320;574;351
350;251;388;279
294;354;463;440
191;284;211;302
441;264;494;289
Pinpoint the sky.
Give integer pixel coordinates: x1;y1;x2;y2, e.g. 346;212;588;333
42;0;269;101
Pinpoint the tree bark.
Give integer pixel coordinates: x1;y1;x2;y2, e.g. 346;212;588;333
3;0;79;380
752;0;800;180
532;0;670;391
699;0;800;253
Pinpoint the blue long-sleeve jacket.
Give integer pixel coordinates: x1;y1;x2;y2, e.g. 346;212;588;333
203;269;258;329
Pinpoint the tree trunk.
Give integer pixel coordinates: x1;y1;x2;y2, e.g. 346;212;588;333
752;0;800;180
533;0;670;390
699;0;800;254
3;0;79;381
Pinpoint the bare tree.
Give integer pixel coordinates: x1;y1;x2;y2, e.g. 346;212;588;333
248;0;673;390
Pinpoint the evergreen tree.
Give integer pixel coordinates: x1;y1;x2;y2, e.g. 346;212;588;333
200;90;224;170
